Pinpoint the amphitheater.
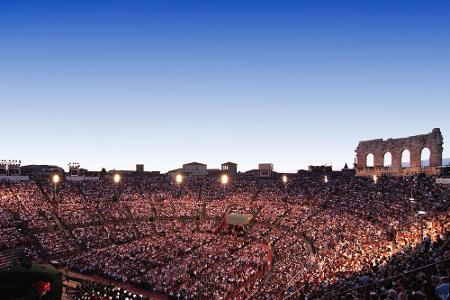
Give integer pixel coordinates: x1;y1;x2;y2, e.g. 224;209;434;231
0;130;449;300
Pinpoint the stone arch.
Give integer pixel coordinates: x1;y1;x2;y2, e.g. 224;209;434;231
383;152;392;167
401;149;410;168
365;152;375;168
366;153;374;167
355;129;443;176
421;147;431;167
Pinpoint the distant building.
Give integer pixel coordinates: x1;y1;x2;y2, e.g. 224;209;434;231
78;168;89;176
0;160;27;181
82;170;100;177
182;162;208;176
258;163;273;178
167;168;182;176
167;168;184;183
9;161;21;176
207;169;221;176
107;168;159;176
308;165;333;173
20;165;63;176
68;162;80;176
136;164;144;172
244;169;259;177
0;160;21;176
0;161;6;175
221;162;238;175
341;163;355;175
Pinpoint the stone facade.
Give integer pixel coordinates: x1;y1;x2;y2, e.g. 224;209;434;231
182;162;208;176
355;128;444;177
222;162;238;175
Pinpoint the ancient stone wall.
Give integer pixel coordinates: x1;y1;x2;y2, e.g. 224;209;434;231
355;128;443;176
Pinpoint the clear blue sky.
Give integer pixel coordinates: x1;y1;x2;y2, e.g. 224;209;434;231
1;0;449;172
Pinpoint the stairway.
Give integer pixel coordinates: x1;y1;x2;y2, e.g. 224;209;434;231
252;186;263;201
125;205;140;239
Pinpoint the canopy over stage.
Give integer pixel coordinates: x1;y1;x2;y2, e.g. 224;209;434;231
225;213;253;225
216;213;253;234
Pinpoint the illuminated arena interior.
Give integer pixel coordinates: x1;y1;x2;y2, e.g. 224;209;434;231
0;169;449;300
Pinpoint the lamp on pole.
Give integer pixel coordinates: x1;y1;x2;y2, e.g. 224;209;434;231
281;175;288;198
221;174;229;199
175;174;183;199
409;197;416;223
113;173;121;200
52;174;60;202
418;210;426;242
113;173;121;184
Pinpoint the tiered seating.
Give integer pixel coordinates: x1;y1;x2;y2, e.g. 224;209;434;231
0;172;448;299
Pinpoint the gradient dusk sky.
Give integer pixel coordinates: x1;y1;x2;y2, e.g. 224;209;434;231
1;0;449;172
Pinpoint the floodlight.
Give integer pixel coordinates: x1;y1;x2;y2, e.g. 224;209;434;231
113;173;121;184
175;174;183;184
221;174;229;185
52;174;60;184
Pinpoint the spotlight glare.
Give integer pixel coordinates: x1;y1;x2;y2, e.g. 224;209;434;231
113;173;121;183
52;174;60;184
175;174;183;184
221;174;229;185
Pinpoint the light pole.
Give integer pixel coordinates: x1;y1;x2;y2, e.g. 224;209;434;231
409;197;415;223
409;174;415;224
113;173;121;200
282;175;288;199
175;174;183;199
418;210;426;242
52;174;60;202
221;174;229;199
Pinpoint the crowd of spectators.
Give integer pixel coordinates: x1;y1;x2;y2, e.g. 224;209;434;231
67;281;148;300
0;171;448;299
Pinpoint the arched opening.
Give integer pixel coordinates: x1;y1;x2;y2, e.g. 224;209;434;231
366;153;374;168
421;147;431;167
401;149;410;168
383;152;392;167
